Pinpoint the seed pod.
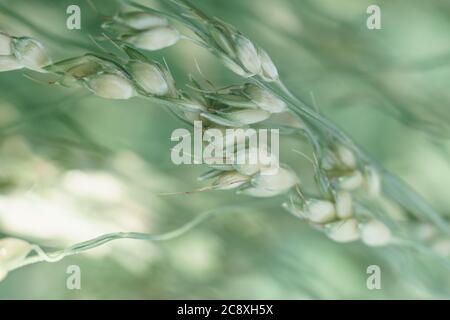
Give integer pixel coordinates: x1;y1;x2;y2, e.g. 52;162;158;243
124;26;180;51
234;35;261;75
87;73;135;100
326;219;360;243
0;55;23;72
0;238;32;270
303;199;336;224
335;171;363;191
363;166;381;197
128;61;170;96
0;32;13;55
335;191;352;219
251;166;298;194
217;109;271;125
213;171;250;190
12;37;50;71
360;220;391;247
257;48;279;82
117;11;168;30
243;84;287;113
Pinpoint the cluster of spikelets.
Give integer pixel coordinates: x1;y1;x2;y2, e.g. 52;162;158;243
0;8;395;248
283;144;391;246
0;1;449;285
201;17;279;82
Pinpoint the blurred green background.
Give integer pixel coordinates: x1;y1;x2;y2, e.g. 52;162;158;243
1;0;450;299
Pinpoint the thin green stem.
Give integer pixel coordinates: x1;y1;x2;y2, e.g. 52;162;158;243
8;200;273;272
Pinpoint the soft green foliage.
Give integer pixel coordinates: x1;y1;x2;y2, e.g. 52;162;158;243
0;0;450;299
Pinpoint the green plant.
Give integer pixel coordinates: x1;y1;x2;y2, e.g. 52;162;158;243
0;0;449;287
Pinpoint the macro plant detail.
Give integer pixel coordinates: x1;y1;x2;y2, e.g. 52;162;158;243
0;0;449;299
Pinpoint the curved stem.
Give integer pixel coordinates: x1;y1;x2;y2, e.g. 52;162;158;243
8;200;273;272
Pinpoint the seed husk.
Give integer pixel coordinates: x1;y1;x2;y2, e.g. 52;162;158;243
363;166;381;197
125;26;180;51
87;73;135;100
234;35;261;74
12;37;51;71
243;83;287;113
257;48;279;82
335;191;353;219
326;219;360;243
360;220;391;247
251;166;298;194
303;199;336;223
128;61;169;96
117;11;168;30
